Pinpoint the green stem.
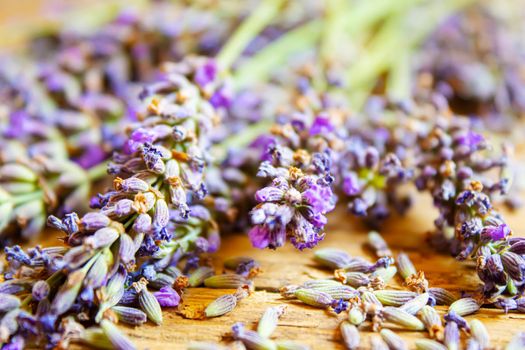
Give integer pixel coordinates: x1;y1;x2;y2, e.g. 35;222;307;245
87;161;109;182
386;50;411;101
216;0;286;72
211;119;273;162
12;190;43;206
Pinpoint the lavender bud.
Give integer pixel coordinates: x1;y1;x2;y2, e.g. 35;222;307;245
133;213;152;233
367;231;392;257
380;329;407;350
164;266;183;279
115;177;149;192
149;273;176;290
371;266;397;284
301;280;342;289
340;322;360;350
110;306;147;325
0;294;20;312
257;305;286;338
205;294;237;318
469;319;489;348
381;307;425;330
80;213;111;231
396;253;417;280
232;322;277;350
80;327;114;349
348;306;366;326
51;269;86;316
85;227;120;249
314;249;353;269
118;233;136;265
335;271;369;288
100;319;137;350
428;288;457;306
444;321;459;350
153;199;169;228
507;332;525;350
415;339;447;350
32;281;50;302
399;293;429;315
189;266;215;287
204;274;250;289
134;280;163;325
419;305;443;340
501;252;525;281
361;291;383;308
153;286;180;308
0;163;37;182
449;298;479;317
313;285;358;300
373;290;417;306
294;289;333;308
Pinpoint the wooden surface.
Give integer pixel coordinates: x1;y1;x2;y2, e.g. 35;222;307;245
97;192;525;349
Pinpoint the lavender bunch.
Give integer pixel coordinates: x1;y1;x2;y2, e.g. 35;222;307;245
0;57;224;348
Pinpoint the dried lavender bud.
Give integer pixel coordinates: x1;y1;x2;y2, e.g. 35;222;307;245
164;266;183;279
224;257;261;277
380;329;407;350
189;267;215;287
100;319;137;350
279;285;300;299
449;298;480;317
507;332;525;350
80;327;114;349
466;339;481;350
428;288;457;306
399;293;429;315
415;339;447;350
361;290;383;308
187;342;228;350
204;274;250;289
370;336;389;350
501;251;525;281
340;322;360;350
314;249;353;269
301;279;342;289
335;271;370;288
232;322;277;350
381;306;425;330
470;319;490;349
153;286;181;308
396;253;417;280
275;341;310;350
110;306;148;326
373;290;417;306
294;289;333;308
134;280;163;325
348;306;366;326
371;266;397;284
0;293;20;312
205;294;237;318
308;285;357;300
257;305;286;338
444;321;460;350
149;273;176;290
419;305;444;341
367;231;392;257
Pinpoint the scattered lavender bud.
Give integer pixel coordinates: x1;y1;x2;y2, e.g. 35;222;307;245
470;319;490;349
367;231;392;257
381;306;425;330
308;285;358;300
335;271;370;288
373;290;417;306
371;266;398;285
100;319;137;350
415;339;447;350
466;339;481;350
0;293;20;312
448;298;480;317
380;329;407;350
110;306;147;326
340;322;360;350
399;293;429;315
257;305;286;338
205;294;237;318
224;257;261;277
361;290;383;308
189;267;215;287
204;274;251;289
314;249;354;269
153;286;181;308
444;321;460;350
232;322;277;350
80;327;114;349
419;305;444;341
370;335;389;350
294;289;333;308
301;279;342;289
149;273;176;290
396;253;417;280
428;288;457;306
506;332;525;350
348;306;366;326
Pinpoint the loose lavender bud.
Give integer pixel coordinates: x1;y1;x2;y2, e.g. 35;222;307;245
470;319;490;349
232;322;277;350
371;266;398;285
301;279;342;289
444;321;460;350
367;231;392;257
396;253;417;280
204;274;251;289
348;306;366;326
449;298;480;317
507;332;525;350
100;319;137;350
373;290;417;306
189;267;215;287
294;289;333;308
380;329;407;350
335;271;371;288
428;288;457;306
309;285;358;300
340;322;360;350
224;257;261;277
419;305;444;341
257;305;286;338
370;336;389;350
381;307;425;330
415;339;447;350
134;280;163;325
153;286;180;308
205;294;237;318
110;306;148;325
399;293;429;315
314;249;354;269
